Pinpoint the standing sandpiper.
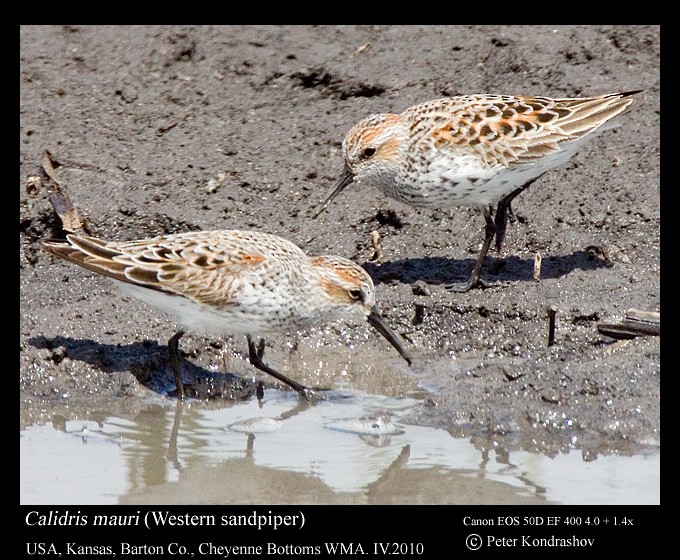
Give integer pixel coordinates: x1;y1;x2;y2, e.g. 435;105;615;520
314;91;642;291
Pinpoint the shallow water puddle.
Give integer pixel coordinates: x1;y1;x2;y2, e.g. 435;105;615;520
20;391;659;505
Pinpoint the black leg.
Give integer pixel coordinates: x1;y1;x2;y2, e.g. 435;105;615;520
168;331;186;400
246;336;318;401
494;174;544;252
446;207;497;292
447;174;545;292
494;188;521;253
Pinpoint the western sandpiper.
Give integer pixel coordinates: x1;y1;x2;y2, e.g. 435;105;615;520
314;91;642;291
42;230;412;400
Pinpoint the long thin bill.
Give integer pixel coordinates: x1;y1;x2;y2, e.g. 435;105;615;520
312;165;354;218
367;308;412;366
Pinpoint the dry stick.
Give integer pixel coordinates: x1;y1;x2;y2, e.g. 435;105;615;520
547;307;557;346
533;252;542;283
40;150;90;234
597;309;660;339
370;230;382;262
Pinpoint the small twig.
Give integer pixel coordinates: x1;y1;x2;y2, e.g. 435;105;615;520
369;230;382;261
547;306;557;346
39;151;90;234
533;252;542;282
157;121;179;135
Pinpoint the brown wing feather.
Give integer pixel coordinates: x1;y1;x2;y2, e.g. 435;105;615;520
417;91;641;167
42;235;131;284
42;233;270;306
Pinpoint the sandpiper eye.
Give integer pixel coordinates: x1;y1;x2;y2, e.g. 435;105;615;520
361;147;376;159
348;289;363;302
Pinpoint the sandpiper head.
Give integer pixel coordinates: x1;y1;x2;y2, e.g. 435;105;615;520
311;255;377;312
313;113;403;218
311;255;412;365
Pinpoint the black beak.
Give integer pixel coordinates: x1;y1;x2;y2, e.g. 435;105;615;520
312;164;354;219
367;308;412;366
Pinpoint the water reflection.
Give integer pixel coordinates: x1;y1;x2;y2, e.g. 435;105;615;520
20;391;659;505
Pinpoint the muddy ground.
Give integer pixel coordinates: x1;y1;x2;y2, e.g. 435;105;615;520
20;26;659;463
